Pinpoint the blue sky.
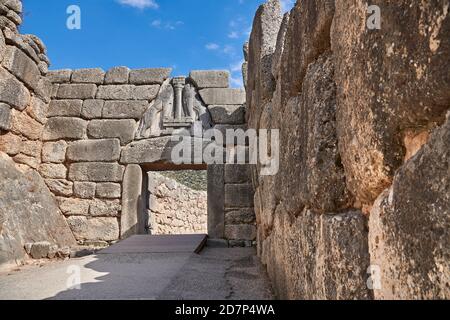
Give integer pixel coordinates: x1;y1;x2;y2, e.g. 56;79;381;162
20;0;294;87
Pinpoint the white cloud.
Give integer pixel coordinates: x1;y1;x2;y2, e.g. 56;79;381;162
151;19;161;27
117;0;159;9
205;43;220;50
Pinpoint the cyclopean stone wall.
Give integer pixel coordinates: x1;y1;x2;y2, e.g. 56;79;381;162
0;0;76;270
0;1;256;269
246;0;449;300
148;172;207;235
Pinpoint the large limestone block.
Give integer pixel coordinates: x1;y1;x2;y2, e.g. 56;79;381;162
47;100;82;117
96;183;121;199
207;164;225;238
56;84;97;99
224;184;254;208
102;100;149;119
189;70;229;89
27;96;48;124
66;139;121;162
67;216;119;241
129;68;172;85
68;162;124;182
246;0;282;126
81;99;104;119
121;164;143;238
87;119;136;145
42;141;67;163
332;0;450;204
260;207;371;300
44;179;73;197
224;164;251;184
71;68;105;84
208;105;245;124
225;224;256;241
57;197;90;216
0;67;30;110
225;208;255;225
199;88;246;105
0;102;12;130
96;85;159;100
104;66;130;84
10;109;43;140
89;199;121;217
38;163;67;179
278;0;334;105
120;136;207;165
0;153;76;269
369;115;450;300
277;53;353;214
2;46;40;91
47;69;72;83
42;117;87;140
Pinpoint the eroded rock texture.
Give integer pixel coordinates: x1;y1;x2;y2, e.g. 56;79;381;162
247;0;449;299
0;152;76;269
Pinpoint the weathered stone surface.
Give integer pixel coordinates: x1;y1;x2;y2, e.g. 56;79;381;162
20;140;42;157
332;0;450;204
224;164;251;184
260;208;370;299
96;85;159;100
0;67;30;110
89;199;121;217
246;0;282;128
56;84;97;99
47;99;82;117
73;181;96;199
29;241;51;259
0;102;11;130
148;172;207;235
42;117;87;140
278;0;334;106
3;0;23;13
34;77;52;103
102;100;148;119
57;197;90;216
66;139;120;162
0;153;76;269
224;184;254;208
96;183;121;199
44;179;73;197
67;216;119;241
207;164;225;238
0;132;21;155
104;66;130;84
27;96;48;124
369;116;450;300
189;70;229;89
129;68;171;85
276;53;353;214
47;69;72;83
225;224;256;241
38;163;67;179
2;46;40;90
87;119;136;145
41;141;67;163
81;99;103;119
68;162;124;182
208;105;245;124
121;164;143;238
271;12;290;80
0;29;6;64
13;153;39;169
225;208;255;225
10;109;43;140
199;88;246;105
71;68;105;84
